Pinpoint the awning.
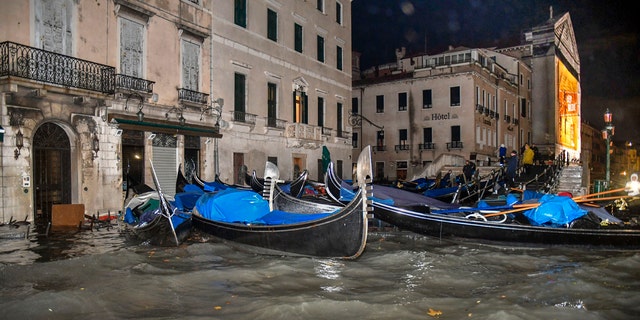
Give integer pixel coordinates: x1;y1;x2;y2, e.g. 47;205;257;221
108;114;222;138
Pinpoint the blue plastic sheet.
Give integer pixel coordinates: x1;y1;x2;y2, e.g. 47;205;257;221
522;194;587;226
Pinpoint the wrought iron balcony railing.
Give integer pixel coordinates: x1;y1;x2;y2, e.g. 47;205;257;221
266;117;286;129
115;74;155;93
395;144;411;152
373;145;387;152
418;142;435;150
0;41;115;94
233;110;256;125
446;141;464;150
178;88;209;105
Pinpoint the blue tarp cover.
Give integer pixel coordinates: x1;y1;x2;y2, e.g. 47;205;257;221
195;188;333;225
522;194;587;226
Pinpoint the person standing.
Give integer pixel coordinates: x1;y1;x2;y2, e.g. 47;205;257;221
505;150;518;188
499;144;507;165
522;143;535;174
463;160;476;182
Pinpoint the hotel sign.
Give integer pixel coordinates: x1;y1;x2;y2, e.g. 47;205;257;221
426;113;458;121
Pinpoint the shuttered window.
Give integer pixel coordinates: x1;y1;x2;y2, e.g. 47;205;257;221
182;40;200;91
120;17;144;77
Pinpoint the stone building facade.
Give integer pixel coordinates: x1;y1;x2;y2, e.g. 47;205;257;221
0;0;352;225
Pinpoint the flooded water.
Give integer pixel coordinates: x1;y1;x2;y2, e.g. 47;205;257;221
1;222;639;320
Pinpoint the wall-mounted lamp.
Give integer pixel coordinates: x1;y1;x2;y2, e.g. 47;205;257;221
200;98;224;127
148;133;156;140
166;106;186;126
14;129;24;159
92;132;100;160
0;125;5;143
125;93;145;122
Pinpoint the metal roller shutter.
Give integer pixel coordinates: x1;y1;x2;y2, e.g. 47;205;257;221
152;146;177;197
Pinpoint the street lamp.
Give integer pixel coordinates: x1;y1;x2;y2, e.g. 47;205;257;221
602;108;614;188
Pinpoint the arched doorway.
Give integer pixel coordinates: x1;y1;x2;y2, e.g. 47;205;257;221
33;122;71;226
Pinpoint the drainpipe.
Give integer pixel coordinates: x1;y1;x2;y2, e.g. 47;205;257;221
210;6;219;177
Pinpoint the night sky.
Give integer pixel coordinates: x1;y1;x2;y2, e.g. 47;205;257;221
352;0;640;143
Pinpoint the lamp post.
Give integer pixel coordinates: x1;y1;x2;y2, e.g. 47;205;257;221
602;108;614;188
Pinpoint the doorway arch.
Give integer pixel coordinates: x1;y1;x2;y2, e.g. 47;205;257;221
32;122;72;226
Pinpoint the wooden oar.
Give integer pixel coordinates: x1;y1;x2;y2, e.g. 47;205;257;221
483;203;540;218
575;195;631;203
573;187;626;201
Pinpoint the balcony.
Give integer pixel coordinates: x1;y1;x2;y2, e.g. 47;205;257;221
394;144;411;152
178;88;208;106
284;122;322;141
504;114;511;123
233;110;256;125
446;141;463;150
266;117;286;129
321;127;333;136
115;74;154;94
373;145;387;152
0;41;115;94
418;142;435;150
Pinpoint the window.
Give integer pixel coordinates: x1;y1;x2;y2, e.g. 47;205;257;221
317;35;325;62
336;1;343;24
294;23;303;53
398;92;407;111
376;130;385;148
267;82;277;127
267;9;277;42
399;129;407;145
293;90;308;124
317;96;325;127
234;0;246;28
182;39;200;90
450;86;460;106
351;97;358;114
234;73;246;122
520;98;527;118
421;127;434;149
336;45;343;70
352;132;358;148
422;89;432;108
451;125;461;142
336;102;343;137
317;0;324;12
119;17;144;78
376;95;384;113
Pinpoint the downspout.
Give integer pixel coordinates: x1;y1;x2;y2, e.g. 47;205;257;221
210;6;219;177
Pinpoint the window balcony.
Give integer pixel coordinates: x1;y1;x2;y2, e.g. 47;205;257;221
321;127;333;136
0;41;115;94
446;141;463;150
115;74;155;94
418;142;435;150
394;144;411;152
284;122;322;141
266;117;286;129
178;88;209;106
233;110;256;125
373;145;387;152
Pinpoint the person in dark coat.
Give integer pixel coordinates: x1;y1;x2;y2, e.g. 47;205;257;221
462;160;476;182
505;150;519;188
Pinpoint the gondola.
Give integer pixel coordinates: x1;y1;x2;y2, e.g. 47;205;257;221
326;160;640;248
120;163;192;246
246;166;308;198
191;146;373;259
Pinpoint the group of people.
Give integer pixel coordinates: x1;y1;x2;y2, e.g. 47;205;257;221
501;142;538;188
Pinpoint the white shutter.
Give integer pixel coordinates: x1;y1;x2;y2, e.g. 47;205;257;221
152;146;177;197
120;17;144;77
181;40;200;90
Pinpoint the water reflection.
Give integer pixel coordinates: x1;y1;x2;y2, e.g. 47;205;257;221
1;226;640;319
